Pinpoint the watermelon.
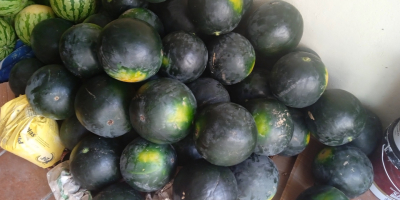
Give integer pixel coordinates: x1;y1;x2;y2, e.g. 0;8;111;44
312;146;373;198
59;23;103;79
345;108;383;156
30;18;74;64
207;32;255;85
188;0;243;35
119;8;164;37
120;137;177;192
129;78;197;144
279;108;310;157
186;77;230;109
296;185;349;200
246;1;303;57
59;114;92;150
225;68;272;105
74;74;134;138
9;58;44;96
305;89;366;146
0;0;28;16
14;4;55;45
101;0;148;18
243;98;294;156
70;135;123;191
194;102;257;166
93;182;142;200
49;0;97;22
0;18;17;60
269;51;328;108
172;133;202;166
230;154;279;200
0;0;34;26
98;18;162;83
83;13;112;28
25;64;81;120
160;31;208;83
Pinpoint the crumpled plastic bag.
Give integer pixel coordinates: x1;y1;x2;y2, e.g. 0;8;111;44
0;95;64;168
47;161;92;200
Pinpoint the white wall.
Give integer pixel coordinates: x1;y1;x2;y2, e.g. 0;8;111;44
254;0;400;127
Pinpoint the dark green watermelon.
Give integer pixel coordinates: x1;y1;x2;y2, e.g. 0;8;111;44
188;0;243;35
207;32;255;85
230;154;279;200
70;135;123;191
25;64;81;120
119;8;164;36
173;159;238;199
305;89;366;146
269;51;328;108
148;0;196;34
194;102;257;166
98;18;162;83
279;108;310;157
160;31;208;83
83;13;113;28
101;0;148;18
120;137;177;192
186;77;230;109
60;23;103;79
59;114;92;150
172;133;202;166
93;182;142;200
129;78;196;144
74;74;134;138
296;185;349;200
312;146;373;198
225;68;272;105
30;18;74;64
345;108;383;156
246;1;303;57
9;58;44;96
243;98;294;156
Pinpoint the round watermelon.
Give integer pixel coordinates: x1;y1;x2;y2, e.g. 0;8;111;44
93;182;142;200
312;146;373;198
14;4;55;45
207;32;255;85
0;18;17;60
305;89;366;146
9;58;44;96
59;23;103;79
296;185;349;200
0;0;28;16
119;8;164;37
120;137;177;192
160;31;208;83
129;78;197;144
98;18;162;82
25;64;81;120
50;0;97;22
194;102;257;166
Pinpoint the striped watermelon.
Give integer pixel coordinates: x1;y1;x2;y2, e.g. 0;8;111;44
1;0;35;27
14;5;55;45
50;0;96;22
0;0;28;16
0;18;17;60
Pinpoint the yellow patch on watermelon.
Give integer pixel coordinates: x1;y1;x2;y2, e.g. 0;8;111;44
317;147;334;163
109;67;148;83
305;132;311;145
228;0;243;14
168;97;193;130
254;113;269;137
137;151;160;163
247;59;255;76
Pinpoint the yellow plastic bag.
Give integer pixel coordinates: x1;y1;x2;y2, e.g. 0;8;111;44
0;95;64;168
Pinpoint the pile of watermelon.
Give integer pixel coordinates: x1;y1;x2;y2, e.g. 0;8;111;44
1;0;384;199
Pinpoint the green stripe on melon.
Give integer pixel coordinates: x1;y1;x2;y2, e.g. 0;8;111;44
0;0;28;16
14;4;55;45
50;0;96;22
0;18;17;60
1;0;35;27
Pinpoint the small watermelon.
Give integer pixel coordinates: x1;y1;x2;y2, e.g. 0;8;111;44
160;31;208;83
120;137;177;192
0;0;28;16
0;18;17;60
101;0;148;18
207;32;255;85
50;0;97;22
9;58;44;96
119;8;164;37
83;13;113;28
14;4;55;45
296;185;349;200
186;77;230;109
93;182;142;200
